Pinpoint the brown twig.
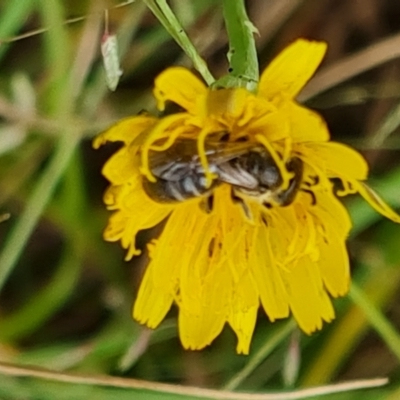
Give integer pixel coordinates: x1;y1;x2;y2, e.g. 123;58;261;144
300;32;400;102
0;361;388;400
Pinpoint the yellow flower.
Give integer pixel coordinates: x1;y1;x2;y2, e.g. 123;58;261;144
94;39;400;354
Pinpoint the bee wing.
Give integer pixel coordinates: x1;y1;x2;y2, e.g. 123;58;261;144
147;139;261;184
206;141;259;164
216;163;259;189
147;139;256;167
206;142;261;189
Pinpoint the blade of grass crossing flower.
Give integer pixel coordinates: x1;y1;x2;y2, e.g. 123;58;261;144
223;320;296;391
143;0;214;85
216;0;259;91
349;282;400;361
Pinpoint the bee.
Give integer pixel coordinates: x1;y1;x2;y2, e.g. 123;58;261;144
141;139;242;203
142;139;304;207
217;149;303;207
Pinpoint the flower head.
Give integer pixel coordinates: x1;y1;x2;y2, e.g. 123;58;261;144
94;39;400;354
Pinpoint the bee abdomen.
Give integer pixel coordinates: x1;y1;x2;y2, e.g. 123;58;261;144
143;173;218;203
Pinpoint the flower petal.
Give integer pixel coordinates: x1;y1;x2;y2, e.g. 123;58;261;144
283;102;330;142
259;39;327;101
246;108;290;142
355;181;400;223
179;305;226;351
133;201;205;328
153;67;207;113
305;190;350;297
285;257;335;334
179;229;230;350
103;169;172;260
318;230;350;297
300;141;369;181
308;189;352;239
250;222;290;321
102;147;138;184
228;305;258;355
133;262;175;328
93;116;156;148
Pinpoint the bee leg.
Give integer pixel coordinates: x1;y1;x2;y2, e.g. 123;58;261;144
230;190;253;221
199;195;214;213
301;189;317;205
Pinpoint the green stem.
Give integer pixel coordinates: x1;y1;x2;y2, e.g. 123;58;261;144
144;0;214;85
217;0;259;90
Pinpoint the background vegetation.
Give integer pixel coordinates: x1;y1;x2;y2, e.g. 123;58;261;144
1;0;400;398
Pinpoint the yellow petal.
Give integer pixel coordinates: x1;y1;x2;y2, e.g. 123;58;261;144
318;230;350;297
284;257;335;334
179;306;226;351
308;189;352;239
102;147;138;184
250;222;290;320
153;67;206;113
179;227;231;350
139;198;228;350
300;141;369;181
177;186;260;351
151;201;210;291
246;108;290;142
103;170;172;259
228;305;258;355
355;181;400;223
93;115;156;148
104;200;171;260
133;264;175;328
179;255;231;351
134;201;208;329
179;222;232;349
220;201;259;355
179;262;230;351
282;102;330;142
259;39;327;101
215;187;258;312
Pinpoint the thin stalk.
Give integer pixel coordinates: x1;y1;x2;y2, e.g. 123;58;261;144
220;0;259;90
223;320;296;391
144;0;214;85
349;282;400;361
